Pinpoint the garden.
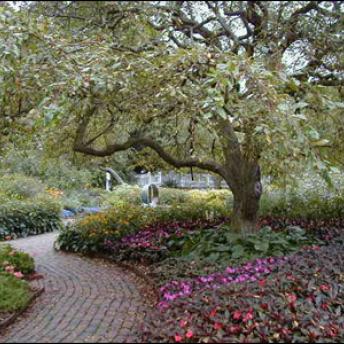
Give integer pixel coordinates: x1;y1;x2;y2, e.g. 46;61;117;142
0;1;343;343
56;183;344;343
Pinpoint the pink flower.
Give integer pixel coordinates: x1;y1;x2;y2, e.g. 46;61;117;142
175;334;183;342
214;322;223;330
243;311;254;323
233;310;242;320
226;267;236;274
186;330;193;338
320;284;330;292
13;272;24;279
287;293;297;304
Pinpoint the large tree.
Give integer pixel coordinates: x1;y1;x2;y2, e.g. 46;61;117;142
2;1;343;233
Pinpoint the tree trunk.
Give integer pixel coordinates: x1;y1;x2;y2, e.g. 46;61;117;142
226;161;262;235
231;188;261;234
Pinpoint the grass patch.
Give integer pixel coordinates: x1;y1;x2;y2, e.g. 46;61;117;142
0;273;32;313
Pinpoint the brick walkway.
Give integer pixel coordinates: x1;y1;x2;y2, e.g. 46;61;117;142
0;233;149;343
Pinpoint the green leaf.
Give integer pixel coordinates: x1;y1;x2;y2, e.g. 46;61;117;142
254;241;270;252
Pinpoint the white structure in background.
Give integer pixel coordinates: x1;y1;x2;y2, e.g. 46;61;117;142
103;167;126;191
136;171;228;189
106;172;112;192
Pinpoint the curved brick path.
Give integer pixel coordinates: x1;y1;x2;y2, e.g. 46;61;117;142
0;233;149;343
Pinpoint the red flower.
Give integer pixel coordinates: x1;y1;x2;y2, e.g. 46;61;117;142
175;334;183;342
209;308;217;318
321;303;329;311
229;325;241;334
286;293;297;304
214;322;223;330
260;303;268;310
233;310;242;320
186;330;193;339
320;284;330;292
258;279;266;287
243;311;254;323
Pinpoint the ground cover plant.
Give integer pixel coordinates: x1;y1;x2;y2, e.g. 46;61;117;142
142;241;344;343
0;245;36;317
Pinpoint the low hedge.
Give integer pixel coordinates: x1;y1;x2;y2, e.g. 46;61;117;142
0;197;62;240
259;191;344;220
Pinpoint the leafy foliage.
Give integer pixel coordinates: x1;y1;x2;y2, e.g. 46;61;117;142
166;226;319;265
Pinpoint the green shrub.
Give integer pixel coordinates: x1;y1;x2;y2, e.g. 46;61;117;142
100;185;142;206
57;203;152;252
0;245;35;274
100;186;232;208
0;197;62;240
159;188;190;204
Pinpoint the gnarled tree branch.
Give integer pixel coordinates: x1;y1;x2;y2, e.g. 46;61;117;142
73;115;227;178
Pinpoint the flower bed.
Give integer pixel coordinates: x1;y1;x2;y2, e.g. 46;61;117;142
0;245;42;327
143;242;344;343
102;217;343;342
57;199;229;254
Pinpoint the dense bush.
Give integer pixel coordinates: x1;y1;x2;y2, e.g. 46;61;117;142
165;225;320;266
107;218;227;264
0;197;62;240
143;242;344;343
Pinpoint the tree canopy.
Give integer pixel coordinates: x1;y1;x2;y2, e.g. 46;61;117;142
0;1;343;232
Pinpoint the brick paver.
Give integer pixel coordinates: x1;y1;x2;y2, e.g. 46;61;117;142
0;233;149;343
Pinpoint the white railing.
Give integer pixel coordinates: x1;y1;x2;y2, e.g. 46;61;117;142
135;171;228;189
